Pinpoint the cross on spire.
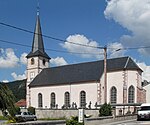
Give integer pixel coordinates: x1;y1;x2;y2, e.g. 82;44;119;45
37;0;40;16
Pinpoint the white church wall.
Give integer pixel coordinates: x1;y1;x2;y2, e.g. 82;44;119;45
39;56;49;69
70;82;98;108
107;70;140;104
127;70;140;103
27;56;49;107
107;71;124;104
30;82;98;109
29;69;141;109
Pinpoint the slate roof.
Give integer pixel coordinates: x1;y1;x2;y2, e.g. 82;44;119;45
26;14;50;59
29;56;142;87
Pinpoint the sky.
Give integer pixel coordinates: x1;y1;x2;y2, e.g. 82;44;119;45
0;0;150;82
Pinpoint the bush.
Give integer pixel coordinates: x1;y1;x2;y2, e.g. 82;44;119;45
0;116;8;120
27;106;35;114
99;103;112;116
66;116;84;125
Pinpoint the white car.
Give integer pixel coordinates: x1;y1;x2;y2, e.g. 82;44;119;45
15;112;37;122
137;103;150;120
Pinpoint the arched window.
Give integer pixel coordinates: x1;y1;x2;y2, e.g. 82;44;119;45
64;92;70;108
43;59;46;66
110;86;117;104
50;92;56;108
31;58;34;65
38;93;43;108
128;85;135;103
80;91;86;108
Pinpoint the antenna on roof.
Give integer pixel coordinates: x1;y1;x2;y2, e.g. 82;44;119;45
37;0;40;16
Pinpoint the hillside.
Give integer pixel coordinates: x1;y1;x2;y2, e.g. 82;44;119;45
0;79;26;102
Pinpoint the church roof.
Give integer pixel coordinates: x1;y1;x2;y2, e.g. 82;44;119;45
29;56;142;87
26;14;50;59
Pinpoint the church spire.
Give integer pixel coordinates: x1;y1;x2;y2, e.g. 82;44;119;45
32;13;44;53
26;6;50;59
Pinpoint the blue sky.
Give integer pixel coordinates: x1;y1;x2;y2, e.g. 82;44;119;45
0;0;150;82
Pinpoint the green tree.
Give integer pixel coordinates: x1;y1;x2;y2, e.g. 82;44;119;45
0;84;17;117
99;103;112;116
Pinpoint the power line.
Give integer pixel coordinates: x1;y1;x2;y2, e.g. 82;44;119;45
0;39;102;55
1;22;150;51
107;44;150;51
123;46;150;50
0;22;104;49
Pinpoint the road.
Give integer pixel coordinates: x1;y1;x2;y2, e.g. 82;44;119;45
0;120;6;125
103;120;150;125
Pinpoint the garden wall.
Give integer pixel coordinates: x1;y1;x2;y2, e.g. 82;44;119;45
35;109;99;119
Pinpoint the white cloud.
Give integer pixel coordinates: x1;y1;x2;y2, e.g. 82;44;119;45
11;71;26;80
0;48;19;68
108;42;126;58
2;80;9;83
51;57;68;66
104;0;150;55
0;48;28;68
20;53;27;65
61;34;103;59
136;62;150;82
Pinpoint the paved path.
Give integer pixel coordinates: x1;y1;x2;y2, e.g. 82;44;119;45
0;120;6;125
102;120;150;125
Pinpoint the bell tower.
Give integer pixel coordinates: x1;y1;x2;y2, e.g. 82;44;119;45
26;9;50;107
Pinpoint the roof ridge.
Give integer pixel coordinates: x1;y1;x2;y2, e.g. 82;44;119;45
124;57;130;69
49;56;129;69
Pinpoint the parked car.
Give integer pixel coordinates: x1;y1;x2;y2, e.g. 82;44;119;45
137;103;150;120
15;112;37;122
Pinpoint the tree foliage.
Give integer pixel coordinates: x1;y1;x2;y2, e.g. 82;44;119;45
0;84;17;117
99;103;112;116
1;79;26;102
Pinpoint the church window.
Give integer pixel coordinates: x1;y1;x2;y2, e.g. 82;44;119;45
30;72;35;81
31;58;34;65
110;86;117;104
64;92;70;108
128;85;135;103
43;59;46;66
38;93;43;108
80;91;86;108
50;92;56;108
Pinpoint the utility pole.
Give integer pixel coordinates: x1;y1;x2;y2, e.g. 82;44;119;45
97;46;107;104
104;46;107;103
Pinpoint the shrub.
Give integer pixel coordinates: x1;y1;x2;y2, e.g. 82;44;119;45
66;116;84;125
99;103;112;116
27;106;35;114
0;116;8;120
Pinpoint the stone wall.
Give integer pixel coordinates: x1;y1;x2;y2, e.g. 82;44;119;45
35;109;99;119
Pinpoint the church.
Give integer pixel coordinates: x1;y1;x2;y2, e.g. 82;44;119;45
26;12;146;109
